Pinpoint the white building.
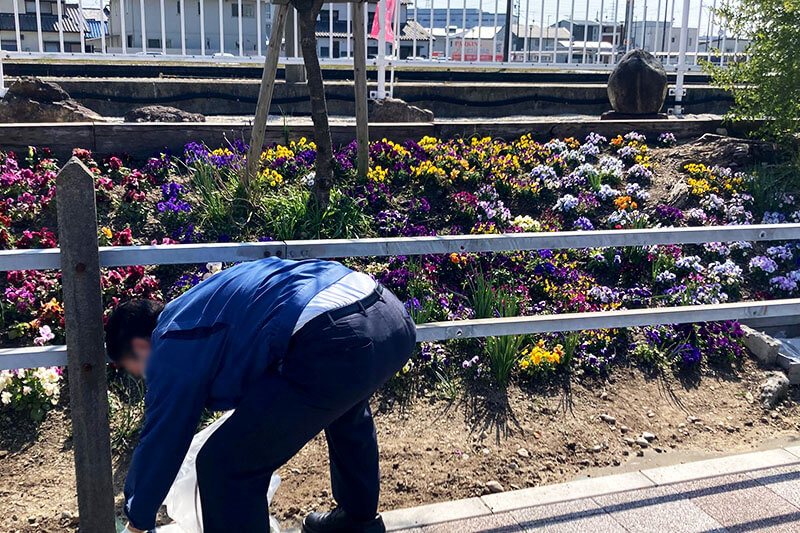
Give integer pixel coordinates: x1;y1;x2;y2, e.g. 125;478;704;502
105;0;273;55
103;0;425;58
1;0;88;52
508;24;570;62
627;20;698;55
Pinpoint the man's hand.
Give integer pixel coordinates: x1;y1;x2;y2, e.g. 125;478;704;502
124;523;147;533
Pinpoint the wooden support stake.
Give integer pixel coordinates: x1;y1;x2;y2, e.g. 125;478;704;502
56;157;115;533
245;2;290;183
352;0;369;180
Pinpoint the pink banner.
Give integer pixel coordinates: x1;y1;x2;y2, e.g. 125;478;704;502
370;0;395;42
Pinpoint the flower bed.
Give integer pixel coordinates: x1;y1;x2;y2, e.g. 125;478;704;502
0;133;796;417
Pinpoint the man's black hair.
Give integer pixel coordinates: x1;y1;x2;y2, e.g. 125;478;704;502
105;299;165;362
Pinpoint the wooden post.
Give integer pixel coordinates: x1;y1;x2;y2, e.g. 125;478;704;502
245;1;290;183
56;157;115;533
352;0;369;180
284;6;306;84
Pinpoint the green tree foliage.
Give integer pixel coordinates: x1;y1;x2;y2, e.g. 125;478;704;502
705;0;800;141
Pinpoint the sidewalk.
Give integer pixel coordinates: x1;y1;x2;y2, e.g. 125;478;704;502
290;445;800;532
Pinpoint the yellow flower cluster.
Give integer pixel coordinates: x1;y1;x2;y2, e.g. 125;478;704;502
418;136;440;149
380;138;410;158
260;168;284;187
261;144;295;163
413;160;447;180
512;215;542;232
412;156;470;183
520;340;564;371
367;165;389;183
470;222;501;234
211;148;234;157
684;163;743;196
634;145;654;168
586;329;616;344
515;133;537;150
290;137;316;151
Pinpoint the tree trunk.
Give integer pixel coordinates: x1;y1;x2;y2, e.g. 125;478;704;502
297;7;334;209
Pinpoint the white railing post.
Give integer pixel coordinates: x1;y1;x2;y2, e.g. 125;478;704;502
101;3;107;53
670;0;691;116
375;0;388;100
120;0;127;53
257;0;262;56
140;0;147;52
180;0;186;55
12;0;21;52
238;0;244;56
35;0;44;52
57;0;65;53
0;51;6;99
219;0;225;53
78;0;86;53
160;0;167;54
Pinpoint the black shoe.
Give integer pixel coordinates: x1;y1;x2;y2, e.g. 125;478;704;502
302;506;386;533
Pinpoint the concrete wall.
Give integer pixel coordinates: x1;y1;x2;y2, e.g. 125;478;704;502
53;78;733;118
0;116;745;161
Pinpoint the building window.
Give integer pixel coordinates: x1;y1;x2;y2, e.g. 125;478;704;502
127;35;133;47
26;0;53;14
148;38;161;48
44;41;59;52
1;40;18;51
177;1;180;14
320;46;329;56
319;9;339;23
232;3;255;17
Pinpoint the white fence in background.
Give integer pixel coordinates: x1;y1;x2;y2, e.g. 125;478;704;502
1;223;799;371
0;0;745;107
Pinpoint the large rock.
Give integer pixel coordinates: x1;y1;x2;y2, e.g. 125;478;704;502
369;97;433;123
759;371;790;408
124;105;205;123
606;49;668;115
742;326;781;366
0;76;104;123
671;133;776;170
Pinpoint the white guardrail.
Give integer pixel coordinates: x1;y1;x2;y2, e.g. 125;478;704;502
2;223;800;370
0;0;745;107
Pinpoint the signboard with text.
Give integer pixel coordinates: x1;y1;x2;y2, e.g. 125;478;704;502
451;39;503;62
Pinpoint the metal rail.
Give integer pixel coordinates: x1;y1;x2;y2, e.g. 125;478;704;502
1;222;799;369
2;224;798;272
5;298;800;370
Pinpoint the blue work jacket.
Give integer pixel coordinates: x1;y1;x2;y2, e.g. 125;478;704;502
124;258;352;530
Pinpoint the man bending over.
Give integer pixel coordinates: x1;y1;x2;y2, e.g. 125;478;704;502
106;257;416;533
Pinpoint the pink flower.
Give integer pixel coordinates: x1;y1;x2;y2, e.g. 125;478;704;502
34;325;55;346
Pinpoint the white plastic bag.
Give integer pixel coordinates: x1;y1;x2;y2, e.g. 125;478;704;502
162;411;281;533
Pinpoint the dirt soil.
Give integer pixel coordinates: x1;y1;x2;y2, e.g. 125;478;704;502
1;356;798;532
